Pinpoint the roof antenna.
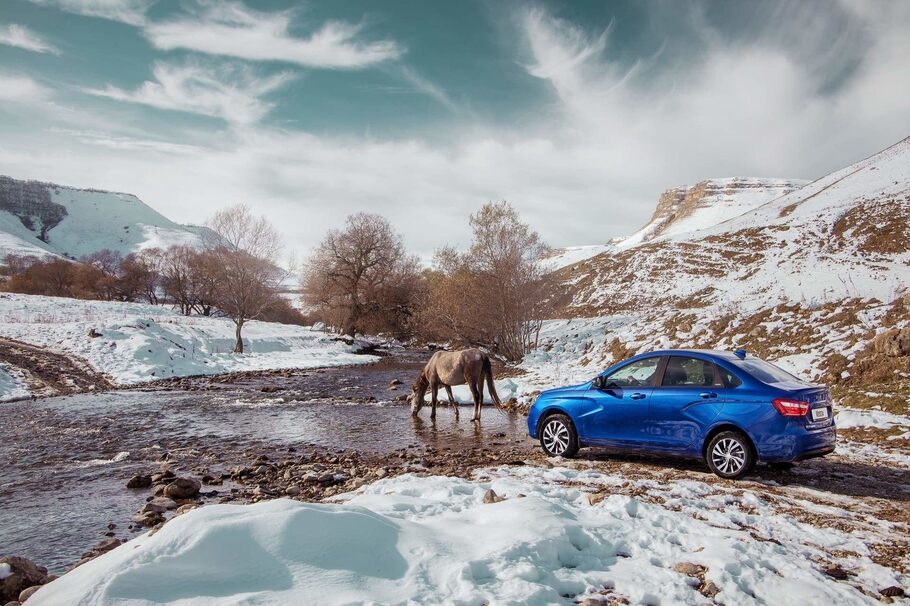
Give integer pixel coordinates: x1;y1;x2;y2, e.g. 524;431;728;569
734;348;747;359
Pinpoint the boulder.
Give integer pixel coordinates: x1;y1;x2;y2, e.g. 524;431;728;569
163;477;201;500
125;474;152;489
0;557;49;603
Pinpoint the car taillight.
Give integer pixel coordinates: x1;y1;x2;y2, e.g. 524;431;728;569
772;398;810;416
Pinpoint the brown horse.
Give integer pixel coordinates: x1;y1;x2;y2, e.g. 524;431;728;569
410;348;502;422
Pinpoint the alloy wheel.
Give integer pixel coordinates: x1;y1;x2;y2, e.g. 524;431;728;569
542;419;570;455
711;437;746;475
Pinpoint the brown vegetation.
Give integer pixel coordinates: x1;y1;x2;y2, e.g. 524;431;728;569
302;213;421;338
418;201;552;361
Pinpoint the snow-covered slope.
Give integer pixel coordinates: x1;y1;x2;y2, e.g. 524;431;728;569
615;177;807;249
529;137;910;388
0;176;204;260
0;294;374;387
544;177;806;271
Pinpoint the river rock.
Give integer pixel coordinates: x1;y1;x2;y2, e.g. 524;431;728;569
18;584;42;602
0;556;49;603
151;470;175;484
126;474;152;489
163;477;201;499
93;538;121;554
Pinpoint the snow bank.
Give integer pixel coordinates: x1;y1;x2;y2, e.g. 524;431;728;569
835;408;910;431
0;294;376;385
30;468;901;605
0;363;30;401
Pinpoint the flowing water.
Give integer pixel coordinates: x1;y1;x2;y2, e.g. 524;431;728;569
0;351;531;572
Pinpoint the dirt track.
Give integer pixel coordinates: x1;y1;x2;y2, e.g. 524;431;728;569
0;337;112;398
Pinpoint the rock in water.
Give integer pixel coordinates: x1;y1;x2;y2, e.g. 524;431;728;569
163;477;201;499
126;474;152;489
0;556;49;603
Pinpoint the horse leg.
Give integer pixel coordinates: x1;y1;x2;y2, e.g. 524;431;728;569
444;385;458;419
430;383;439;420
468;380;481;422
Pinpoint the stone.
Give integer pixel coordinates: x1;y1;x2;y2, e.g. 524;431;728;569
0;557;49;603
125;474;152;489
881;586;905;597
285;486;301;496
163;477;201;499
151;470;175;484
482;489;503;504
174;504;198;516
673;562;706;577
823;565;849;580
93;538;121;554
389;378;402;386
699;580;720;598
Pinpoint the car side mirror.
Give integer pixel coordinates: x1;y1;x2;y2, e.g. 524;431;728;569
592;375;605;390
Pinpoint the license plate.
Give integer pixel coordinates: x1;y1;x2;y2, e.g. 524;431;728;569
811;407;829;421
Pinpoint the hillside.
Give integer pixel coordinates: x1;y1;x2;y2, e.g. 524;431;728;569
0;176;205;261
544;177;806;270
525;137;910;392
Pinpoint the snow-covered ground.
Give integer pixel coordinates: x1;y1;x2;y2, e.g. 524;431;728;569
28;465;907;605
0;363;30;401
0;293;375;389
0;176;204;260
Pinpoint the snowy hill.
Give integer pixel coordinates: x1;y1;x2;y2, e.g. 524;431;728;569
0;176;205;260
544;177;806;270
527;137;910;389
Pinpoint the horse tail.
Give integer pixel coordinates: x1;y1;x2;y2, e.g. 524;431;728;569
482;355;502;407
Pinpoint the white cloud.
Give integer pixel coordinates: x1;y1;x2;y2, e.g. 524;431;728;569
395;66;462;114
144;1;403;69
0;24;61;54
3;2;910;259
83;61;293;126
28;0;150;26
0;73;50;103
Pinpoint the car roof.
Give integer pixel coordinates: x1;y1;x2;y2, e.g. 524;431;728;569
635;349;747;361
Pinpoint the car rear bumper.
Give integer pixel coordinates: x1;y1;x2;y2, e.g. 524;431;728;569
757;423;836;462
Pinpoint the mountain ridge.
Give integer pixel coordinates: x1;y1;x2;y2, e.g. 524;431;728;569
0;175;205;261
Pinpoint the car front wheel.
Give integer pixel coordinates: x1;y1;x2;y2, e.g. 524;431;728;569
539;414;579;458
706;431;754;479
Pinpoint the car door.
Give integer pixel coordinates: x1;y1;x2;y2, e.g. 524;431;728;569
582;356;661;446
646;355;726;452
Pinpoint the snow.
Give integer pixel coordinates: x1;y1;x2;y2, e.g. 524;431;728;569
0;293;376;386
0;562;11;580
0;362;30;401
0;179;204;260
835;408;910;431
28;466;904;605
543;245;613;271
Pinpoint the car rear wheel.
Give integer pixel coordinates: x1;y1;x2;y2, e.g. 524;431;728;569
539;414;579;458
706;431;754;479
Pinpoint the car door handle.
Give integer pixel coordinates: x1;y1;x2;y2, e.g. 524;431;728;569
700;392;717;399
630;392;647;400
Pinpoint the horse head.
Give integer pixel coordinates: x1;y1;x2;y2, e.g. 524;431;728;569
410;375;428;415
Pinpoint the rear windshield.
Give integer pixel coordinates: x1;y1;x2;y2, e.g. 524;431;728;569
731;358;805;385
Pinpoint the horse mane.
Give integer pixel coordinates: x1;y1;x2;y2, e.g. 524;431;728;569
413;371;429;391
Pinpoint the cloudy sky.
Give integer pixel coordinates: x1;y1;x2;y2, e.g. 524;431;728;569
1;0;909;258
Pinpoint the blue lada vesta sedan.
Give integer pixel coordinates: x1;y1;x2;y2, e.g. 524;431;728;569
527;349;836;478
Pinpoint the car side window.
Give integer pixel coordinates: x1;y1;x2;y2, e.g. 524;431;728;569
721;369;742;388
603;357;660;388
661;356;715;387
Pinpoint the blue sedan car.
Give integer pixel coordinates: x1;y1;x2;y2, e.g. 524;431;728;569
528;349;836;478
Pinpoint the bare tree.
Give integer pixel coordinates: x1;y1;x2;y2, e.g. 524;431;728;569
421;201;551;360
303;213;420;337
205;204;289;353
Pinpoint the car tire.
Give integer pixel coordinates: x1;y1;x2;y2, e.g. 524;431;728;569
705;430;754;479
539;414;579;458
